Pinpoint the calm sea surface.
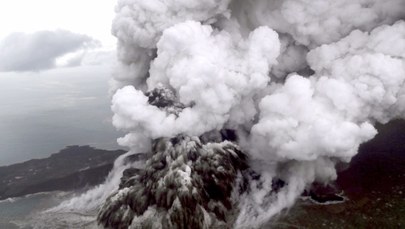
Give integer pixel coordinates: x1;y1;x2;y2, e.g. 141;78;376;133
0;65;124;166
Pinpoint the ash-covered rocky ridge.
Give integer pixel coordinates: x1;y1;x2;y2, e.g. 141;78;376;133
98;87;250;228
98;134;251;228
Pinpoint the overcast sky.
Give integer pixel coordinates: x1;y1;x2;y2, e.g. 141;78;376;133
0;0;115;46
0;1;121;165
0;0;116;72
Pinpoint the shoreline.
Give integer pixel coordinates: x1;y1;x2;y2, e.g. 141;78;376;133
0;145;125;201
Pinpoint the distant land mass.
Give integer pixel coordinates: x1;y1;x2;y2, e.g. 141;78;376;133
0;145;125;200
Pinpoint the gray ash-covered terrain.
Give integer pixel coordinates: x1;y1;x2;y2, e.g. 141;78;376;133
98;133;250;229
0;145;125;200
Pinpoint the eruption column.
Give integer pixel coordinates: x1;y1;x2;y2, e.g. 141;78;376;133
58;0;405;228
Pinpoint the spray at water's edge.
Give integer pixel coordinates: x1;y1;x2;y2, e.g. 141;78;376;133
50;151;145;213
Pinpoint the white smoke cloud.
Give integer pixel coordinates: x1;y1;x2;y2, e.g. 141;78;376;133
109;0;405;227
110;0;233;90
112;21;280;138
55;0;405;227
231;0;405;47
250;74;377;162
241;18;405;226
307;21;405;122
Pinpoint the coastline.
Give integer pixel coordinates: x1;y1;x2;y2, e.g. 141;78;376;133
0;145;125;200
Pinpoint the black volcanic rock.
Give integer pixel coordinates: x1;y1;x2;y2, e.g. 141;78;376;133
0;145;125;200
303;182;345;204
98;135;249;229
145;86;185;116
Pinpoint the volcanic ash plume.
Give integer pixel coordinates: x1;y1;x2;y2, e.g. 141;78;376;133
94;0;405;228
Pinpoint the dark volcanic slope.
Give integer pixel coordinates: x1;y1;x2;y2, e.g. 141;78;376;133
338;119;405;197
0;145;125;200
268;119;405;229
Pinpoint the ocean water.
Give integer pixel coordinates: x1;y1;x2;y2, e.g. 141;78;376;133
0;65;124;228
0;65;124;166
0;192;65;228
0;191;98;229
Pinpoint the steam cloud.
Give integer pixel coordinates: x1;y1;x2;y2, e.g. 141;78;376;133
55;0;405;228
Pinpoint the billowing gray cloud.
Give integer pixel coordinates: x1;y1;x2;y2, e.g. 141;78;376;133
0;30;98;72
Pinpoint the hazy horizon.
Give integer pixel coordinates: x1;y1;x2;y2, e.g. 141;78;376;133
0;65;123;166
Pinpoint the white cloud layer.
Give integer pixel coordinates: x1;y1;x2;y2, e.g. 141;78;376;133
0;30;98;72
0;0;116;47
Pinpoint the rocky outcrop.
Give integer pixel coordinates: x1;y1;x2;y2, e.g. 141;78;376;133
97;135;249;229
